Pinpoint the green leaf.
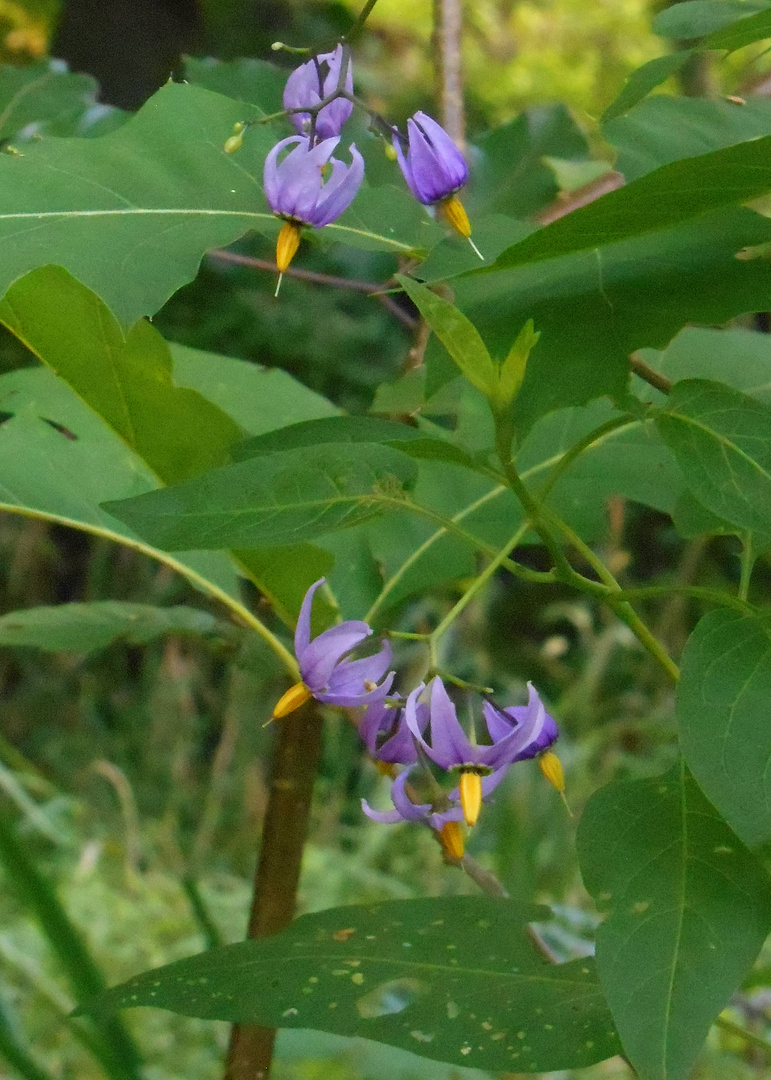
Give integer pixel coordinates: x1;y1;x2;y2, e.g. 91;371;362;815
103;443;419;551
0;601;220;654
705;5;771;49
605;96;771;180
0;59;122;142
232;416;428;459
183;56;286;111
577;762;771;1080
170;342;341;435
601;52;694;123
495;320;540;410
656;379;771;535
0;267;243;484
0;366;240;602
440;209;771;430
0;82;424;328
492;135;771;271
471;105;590;218
397;277;497;397
652;1;770;40
86;897;621;1073
678;610;771;848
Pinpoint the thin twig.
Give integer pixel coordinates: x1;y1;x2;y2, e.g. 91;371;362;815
535;171;625;226
630;354;673;395
207;250;415;329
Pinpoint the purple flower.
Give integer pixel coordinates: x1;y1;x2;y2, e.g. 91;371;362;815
272;578;394;719
264;135;364;228
393;111;468;206
359;696;428;765
283;45;354;141
404;678;558;824
361;770;464;831
481;684;560;762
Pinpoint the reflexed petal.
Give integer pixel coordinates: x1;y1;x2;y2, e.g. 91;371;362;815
358;699;393;754
316;670;394;708
294;577;325;658
313;144;365;226
263;135;306;212
299;619;372;690
424;677;475;769
328;640;392;695
360;799;403;824
280;137;340;222
480;684;558;769
391;769;432;820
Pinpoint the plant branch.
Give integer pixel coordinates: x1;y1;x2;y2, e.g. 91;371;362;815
223;702;324;1080
433;0;465;146
630;354;673;395
208;250;414;328
715;1015;771;1055
344;0;382;42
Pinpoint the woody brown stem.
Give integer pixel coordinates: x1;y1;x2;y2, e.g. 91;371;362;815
222;703;324;1080
433;0;465;147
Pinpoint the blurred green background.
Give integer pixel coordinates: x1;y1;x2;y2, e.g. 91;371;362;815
1;2;771;1079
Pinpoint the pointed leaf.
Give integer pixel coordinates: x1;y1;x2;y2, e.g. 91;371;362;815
398;277;496;397
86;897;621;1073
104;444;419;551
0;602;220;654
578;762;771;1080
678;609;771;848
652;1;770;40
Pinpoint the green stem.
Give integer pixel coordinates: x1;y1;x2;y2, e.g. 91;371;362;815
617;584;753;614
537;416;635;502
495;431;680;684
739;531;755;602
430;521;531;645
715;1015;771;1055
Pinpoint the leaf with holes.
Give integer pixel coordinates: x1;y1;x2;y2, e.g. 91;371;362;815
678;610;771;848
577;762;771;1080
85;897;621;1073
656;379;771;536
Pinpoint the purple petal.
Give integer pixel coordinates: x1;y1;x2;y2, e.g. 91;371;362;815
358;699;393;754
328;640;392;696
393;132;421;200
316;670;394;709
378;704;422;765
402;113;467;205
299;619;372;691
423;677;475;769
361;799;403;824
391;770;432;820
294;576;326;658
479;684;558;768
313;144;365;226
413;112;468;191
263;135;307;213
280;137;340;222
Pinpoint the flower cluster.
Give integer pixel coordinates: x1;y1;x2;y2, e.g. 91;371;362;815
273;579;564;860
231;43;479;288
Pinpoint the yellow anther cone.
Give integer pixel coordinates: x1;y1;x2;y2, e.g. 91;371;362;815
272;681;312;719
439;194;471;238
276;221;301;271
439;820;464;861
539;750;565;792
459;771;483;827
